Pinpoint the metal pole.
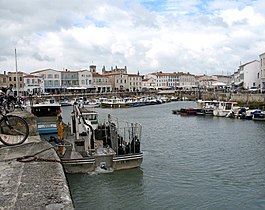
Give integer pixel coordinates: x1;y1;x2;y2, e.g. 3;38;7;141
15;48;19;96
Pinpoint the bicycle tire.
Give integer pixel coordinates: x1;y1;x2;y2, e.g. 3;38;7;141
0;115;29;146
3;101;15;112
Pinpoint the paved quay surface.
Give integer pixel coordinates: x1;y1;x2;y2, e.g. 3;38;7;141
0;139;74;209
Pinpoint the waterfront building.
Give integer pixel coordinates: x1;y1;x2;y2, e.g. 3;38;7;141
213;75;232;86
128;73;142;92
23;74;44;95
7;71;24;95
259;52;265;91
146;72;179;90
196;75;231;90
233;60;260;90
61;69;94;92
196;75;217;89
102;66;142;92
0;71;8;88
177;72;196;89
31;68;94;93
77;69;94;90
31;69;61;93
105;72;129;92
92;72;112;93
231;68;242;89
102;66;127;74
142;77;156;91
242;60;260;89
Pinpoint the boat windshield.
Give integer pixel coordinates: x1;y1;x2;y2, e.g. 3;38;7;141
32;106;61;117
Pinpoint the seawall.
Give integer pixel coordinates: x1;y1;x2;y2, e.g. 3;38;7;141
0;110;74;209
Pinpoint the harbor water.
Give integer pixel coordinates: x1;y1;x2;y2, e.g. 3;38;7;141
62;101;265;209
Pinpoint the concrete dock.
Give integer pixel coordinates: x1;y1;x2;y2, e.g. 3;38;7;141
0;110;74;209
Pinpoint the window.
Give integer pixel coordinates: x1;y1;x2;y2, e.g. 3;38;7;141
54;80;59;86
20;77;22;81
55;74;59;78
14;77;16;81
48;74;53;79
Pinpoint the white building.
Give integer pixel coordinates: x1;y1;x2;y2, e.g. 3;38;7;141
142;77;156;90
78;70;93;89
146;72;179;90
23;74;44;95
31;69;61;93
259;52;265;91
240;60;260;89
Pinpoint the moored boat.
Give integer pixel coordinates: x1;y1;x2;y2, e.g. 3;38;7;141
213;101;237;117
100;97;129;108
252;110;265;121
31;101;61;139
196;100;219;116
60;104;143;173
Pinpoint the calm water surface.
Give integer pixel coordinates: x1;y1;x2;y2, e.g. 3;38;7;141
62;101;265;210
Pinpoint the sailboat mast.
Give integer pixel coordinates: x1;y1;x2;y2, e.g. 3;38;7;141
15;48;19;96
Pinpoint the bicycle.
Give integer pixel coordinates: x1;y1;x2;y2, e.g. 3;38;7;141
0;96;24;113
0;107;29;146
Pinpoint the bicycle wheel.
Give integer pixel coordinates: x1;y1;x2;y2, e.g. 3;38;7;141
3;101;15;112
0;115;29;146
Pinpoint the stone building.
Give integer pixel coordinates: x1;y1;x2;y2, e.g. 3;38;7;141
7;71;24;95
92;72;112;93
0;71;8;88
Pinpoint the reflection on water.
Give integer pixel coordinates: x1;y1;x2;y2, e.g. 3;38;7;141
67;168;144;209
63;102;265;209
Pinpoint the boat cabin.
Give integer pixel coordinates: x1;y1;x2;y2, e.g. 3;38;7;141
31;103;61;138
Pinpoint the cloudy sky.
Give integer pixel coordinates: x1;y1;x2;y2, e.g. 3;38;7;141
1;0;265;75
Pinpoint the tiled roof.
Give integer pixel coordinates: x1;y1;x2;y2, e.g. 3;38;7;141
92;73;107;77
31;68;59;74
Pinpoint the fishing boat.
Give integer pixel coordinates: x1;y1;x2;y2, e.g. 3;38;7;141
196;100;219;116
60;104;143;173
31;100;61;139
100;97;129;108
213;101;237;117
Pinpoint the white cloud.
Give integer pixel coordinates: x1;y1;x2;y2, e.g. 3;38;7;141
0;0;265;76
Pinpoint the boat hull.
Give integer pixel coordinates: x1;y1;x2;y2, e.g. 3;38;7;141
61;153;143;173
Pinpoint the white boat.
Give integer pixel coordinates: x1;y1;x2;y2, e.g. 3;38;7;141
82;100;100;108
60;99;72;106
100;97;128;108
196;100;219;115
60;104;143;173
213;101;237;117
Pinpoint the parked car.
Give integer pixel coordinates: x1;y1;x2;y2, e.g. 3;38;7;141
248;87;258;92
